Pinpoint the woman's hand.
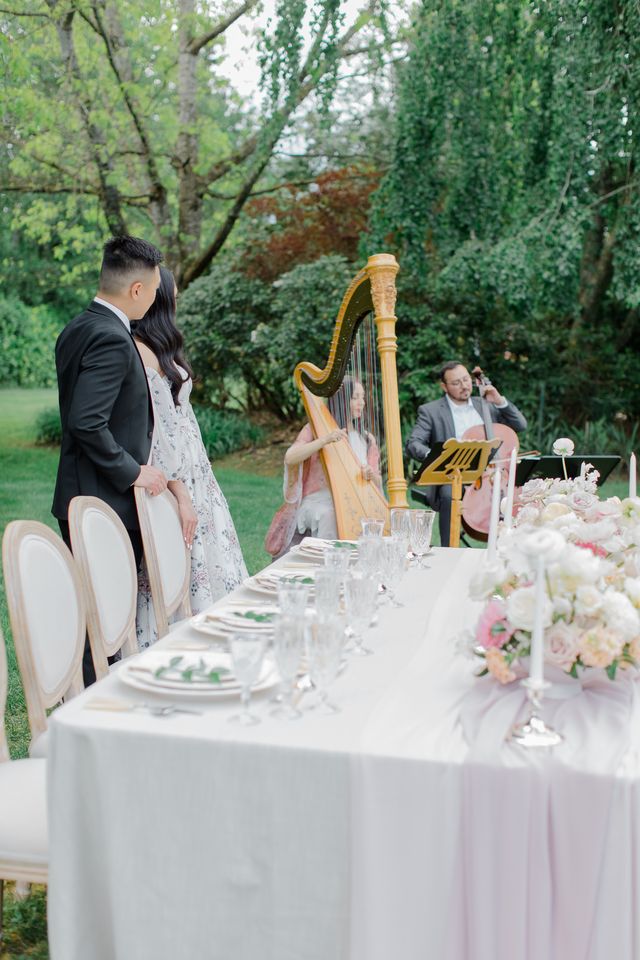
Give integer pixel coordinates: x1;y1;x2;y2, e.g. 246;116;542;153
323;429;347;446
361;464;375;481
178;498;198;550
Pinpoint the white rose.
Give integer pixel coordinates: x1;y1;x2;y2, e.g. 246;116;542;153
545;621;581;671
624;577;640;609
553;437;575;456
469;561;506;601
548;543;602;591
574;584;603;617
581;519;617;544
552;595;573;619
565;491;599;514
506;585;553;632
601;590;640;642
519;478;548;503
518;528;566;564
540;502;572;522
514;504;541;526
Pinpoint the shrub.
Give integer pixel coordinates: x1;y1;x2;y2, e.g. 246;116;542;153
193;406;265;459
35;406;62;445
0;295;61;387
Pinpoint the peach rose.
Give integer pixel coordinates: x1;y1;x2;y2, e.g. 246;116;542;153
485;648;517;684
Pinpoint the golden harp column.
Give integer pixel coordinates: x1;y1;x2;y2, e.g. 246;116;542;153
367;253;408;510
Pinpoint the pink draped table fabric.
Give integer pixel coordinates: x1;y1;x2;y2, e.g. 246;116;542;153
47;548;640;960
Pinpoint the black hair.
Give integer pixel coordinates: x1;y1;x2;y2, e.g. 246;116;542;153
328;374;370;441
438;360;467;383
131;265;194;405
99;235;163;295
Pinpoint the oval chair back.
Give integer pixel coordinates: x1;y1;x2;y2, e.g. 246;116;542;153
134;488;191;638
68;496;139;680
2;521;85;748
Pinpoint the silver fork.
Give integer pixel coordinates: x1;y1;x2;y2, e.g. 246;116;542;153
85;698;202;717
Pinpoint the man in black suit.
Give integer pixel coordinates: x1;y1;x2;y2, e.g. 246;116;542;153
405;361;527;546
53;235;168;681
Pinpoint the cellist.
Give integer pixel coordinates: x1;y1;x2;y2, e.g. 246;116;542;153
405;361;527;546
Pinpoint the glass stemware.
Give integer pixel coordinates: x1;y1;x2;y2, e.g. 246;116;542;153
276;580;309;617
323;546;351;581
379;535;407;607
314;568;342;618
228;632;267;726
306;614;346;714
360;517;384;539
271;615;305;720
344;571;377;656
410;509;435;568
390;507;411;547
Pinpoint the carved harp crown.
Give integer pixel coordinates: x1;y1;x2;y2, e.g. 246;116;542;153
293;253;408;538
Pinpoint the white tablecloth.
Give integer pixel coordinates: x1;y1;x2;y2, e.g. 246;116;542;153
47;548;640;960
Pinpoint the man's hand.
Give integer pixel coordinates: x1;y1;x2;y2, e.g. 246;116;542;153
481;383;505;406
134;464;168;496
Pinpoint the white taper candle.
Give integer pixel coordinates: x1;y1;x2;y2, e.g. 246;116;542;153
530;555;545;686
487;467;502;563
504;448;517;531
630;452;637;499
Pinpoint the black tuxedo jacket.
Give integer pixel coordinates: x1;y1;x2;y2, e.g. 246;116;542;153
52;301;154;530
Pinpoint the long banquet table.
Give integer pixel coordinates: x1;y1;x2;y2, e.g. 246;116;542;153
48;547;640;960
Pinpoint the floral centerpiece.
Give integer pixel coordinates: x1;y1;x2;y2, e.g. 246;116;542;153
465;526;640;684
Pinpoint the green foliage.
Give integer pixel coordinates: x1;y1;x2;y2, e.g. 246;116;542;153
0;884;48;958
179;254;353;420
368;0;640;426
34;407;62;446
194;406;265;459
0;296;60;387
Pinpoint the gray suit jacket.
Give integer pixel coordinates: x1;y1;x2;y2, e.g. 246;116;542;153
405;396;527;507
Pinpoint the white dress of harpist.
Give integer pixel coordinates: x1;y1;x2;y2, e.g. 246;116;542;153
136;367;248;649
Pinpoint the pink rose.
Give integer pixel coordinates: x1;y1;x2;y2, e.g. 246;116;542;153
476;598;515;649
545;621;580;672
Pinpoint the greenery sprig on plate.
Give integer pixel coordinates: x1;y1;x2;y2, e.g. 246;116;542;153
154;655;231;684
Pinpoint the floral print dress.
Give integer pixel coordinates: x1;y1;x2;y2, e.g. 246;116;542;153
136;367;248;649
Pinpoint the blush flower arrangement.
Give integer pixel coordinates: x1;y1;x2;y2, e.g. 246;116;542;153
464;526;640;684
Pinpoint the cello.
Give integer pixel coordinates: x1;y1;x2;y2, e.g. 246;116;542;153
460;367;520;541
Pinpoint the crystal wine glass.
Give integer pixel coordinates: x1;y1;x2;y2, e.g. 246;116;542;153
271;615;305;720
390;507;411;554
360;517;384;539
314;568;342;618
323;545;351;581
410;509;435;568
276;580;309;617
306;614;346;714
344;571;378;656
379;535;407;607
228;632;267;726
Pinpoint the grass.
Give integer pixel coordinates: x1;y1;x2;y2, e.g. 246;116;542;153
0;387;633;957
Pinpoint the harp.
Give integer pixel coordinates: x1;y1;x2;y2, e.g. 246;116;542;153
293;253;408;538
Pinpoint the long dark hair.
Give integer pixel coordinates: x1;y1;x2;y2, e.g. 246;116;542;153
328;375;368;440
132;265;194;404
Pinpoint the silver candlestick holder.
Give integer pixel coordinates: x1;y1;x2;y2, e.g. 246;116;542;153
509;678;563;748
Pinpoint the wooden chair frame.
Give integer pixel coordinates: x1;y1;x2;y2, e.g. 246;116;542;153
0;627;48;937
68;496;139;681
134;488;192;639
2;521;85;746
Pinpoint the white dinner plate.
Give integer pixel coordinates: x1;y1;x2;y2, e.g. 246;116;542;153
118;653;279;699
192;607;276;635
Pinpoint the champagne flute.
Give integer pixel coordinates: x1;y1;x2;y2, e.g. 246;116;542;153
276;580;309;617
360;517;384;539
306;614;346;714
324;546;351;581
228;632;267;726
344;572;377;656
390;507;411;555
379;535;407;607
314;568;342;618
271;615;305;721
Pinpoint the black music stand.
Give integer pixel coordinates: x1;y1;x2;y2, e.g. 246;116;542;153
514;455;621;486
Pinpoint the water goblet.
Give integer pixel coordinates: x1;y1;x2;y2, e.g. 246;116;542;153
324;546;351;581
276;580;309;617
390;507;411;546
410;509;435;568
314;568;342;618
360;517;384;539
271;615;305;720
228;632;267;726
344;571;378;656
306;614;346;714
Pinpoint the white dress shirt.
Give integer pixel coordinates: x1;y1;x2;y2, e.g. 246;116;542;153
94;296;131;332
445;395;484;440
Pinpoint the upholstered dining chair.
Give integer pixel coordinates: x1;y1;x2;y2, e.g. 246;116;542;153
2;520;85;759
134;488;192;638
0;627;48;936
68;496;139;680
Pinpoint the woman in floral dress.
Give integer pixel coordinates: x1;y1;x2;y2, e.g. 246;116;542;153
133;266;247;648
